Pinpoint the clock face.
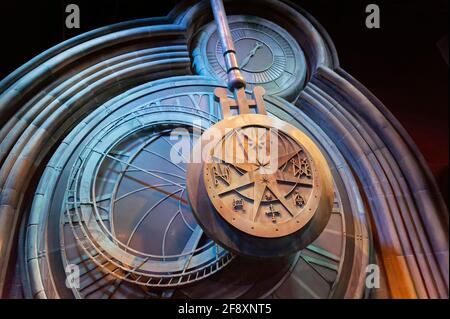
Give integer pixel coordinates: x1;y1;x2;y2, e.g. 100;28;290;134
193;16;307;100
65;121;232;291
26;79;369;299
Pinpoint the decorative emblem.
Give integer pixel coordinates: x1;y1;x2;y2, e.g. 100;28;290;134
294;192;306;207
233;198;244;211
265;204;281;223
213;164;231;186
201;123;323;237
291;157;312;178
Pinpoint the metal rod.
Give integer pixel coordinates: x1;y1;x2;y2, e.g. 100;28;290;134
210;0;246;91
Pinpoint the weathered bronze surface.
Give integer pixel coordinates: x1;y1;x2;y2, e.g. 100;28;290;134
203;116;332;238
187;112;334;256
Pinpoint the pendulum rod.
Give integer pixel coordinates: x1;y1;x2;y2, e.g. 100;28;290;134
210;0;245;91
210;0;267;117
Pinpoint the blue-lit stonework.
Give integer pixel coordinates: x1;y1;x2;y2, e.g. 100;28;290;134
0;0;447;299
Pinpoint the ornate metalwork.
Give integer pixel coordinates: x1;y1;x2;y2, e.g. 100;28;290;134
213;165;231;186
233;198;244;211
195;119;333;240
265;204;281;223
24;77;369;298
65;114;231;289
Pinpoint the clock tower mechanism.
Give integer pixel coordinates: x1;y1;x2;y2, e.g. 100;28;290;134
187;0;334;258
0;0;446;300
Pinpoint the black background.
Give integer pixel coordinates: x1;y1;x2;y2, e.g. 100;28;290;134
0;0;448;203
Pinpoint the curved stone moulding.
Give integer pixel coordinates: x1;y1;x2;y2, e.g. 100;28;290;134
0;16;175;95
0;23;193;295
265;94;370;299
181;0;448;298
297;68;448;298
0;0;447;299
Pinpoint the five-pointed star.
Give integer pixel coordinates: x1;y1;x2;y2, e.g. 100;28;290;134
213;149;312;221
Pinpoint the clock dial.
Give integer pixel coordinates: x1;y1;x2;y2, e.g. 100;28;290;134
64;122;232;292
193;15;307;100
26;79;368;298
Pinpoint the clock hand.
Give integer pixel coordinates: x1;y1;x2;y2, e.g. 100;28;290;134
240;41;263;69
240;53;254;69
248;42;263;58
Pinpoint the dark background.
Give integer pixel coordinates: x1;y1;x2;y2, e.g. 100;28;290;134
0;0;448;203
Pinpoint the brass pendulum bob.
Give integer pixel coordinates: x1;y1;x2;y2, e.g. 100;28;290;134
186;0;334;258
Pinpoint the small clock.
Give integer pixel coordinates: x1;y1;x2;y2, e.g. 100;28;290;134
193;15;307;101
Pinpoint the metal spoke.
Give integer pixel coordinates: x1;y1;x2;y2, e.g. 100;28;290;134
114;175;188;205
180;226;204;273
126;189;183;248
300;253;336;286
124;168;185;182
142;148;186;173
161;135;190;164
162;209;182;259
178;189;195;232
92;149;185;188
307;244;340;262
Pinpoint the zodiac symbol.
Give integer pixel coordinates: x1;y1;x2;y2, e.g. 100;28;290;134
233;198;244;211
265;204;281;223
291;157;312;178
212;165;231;186
294;192;306;207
